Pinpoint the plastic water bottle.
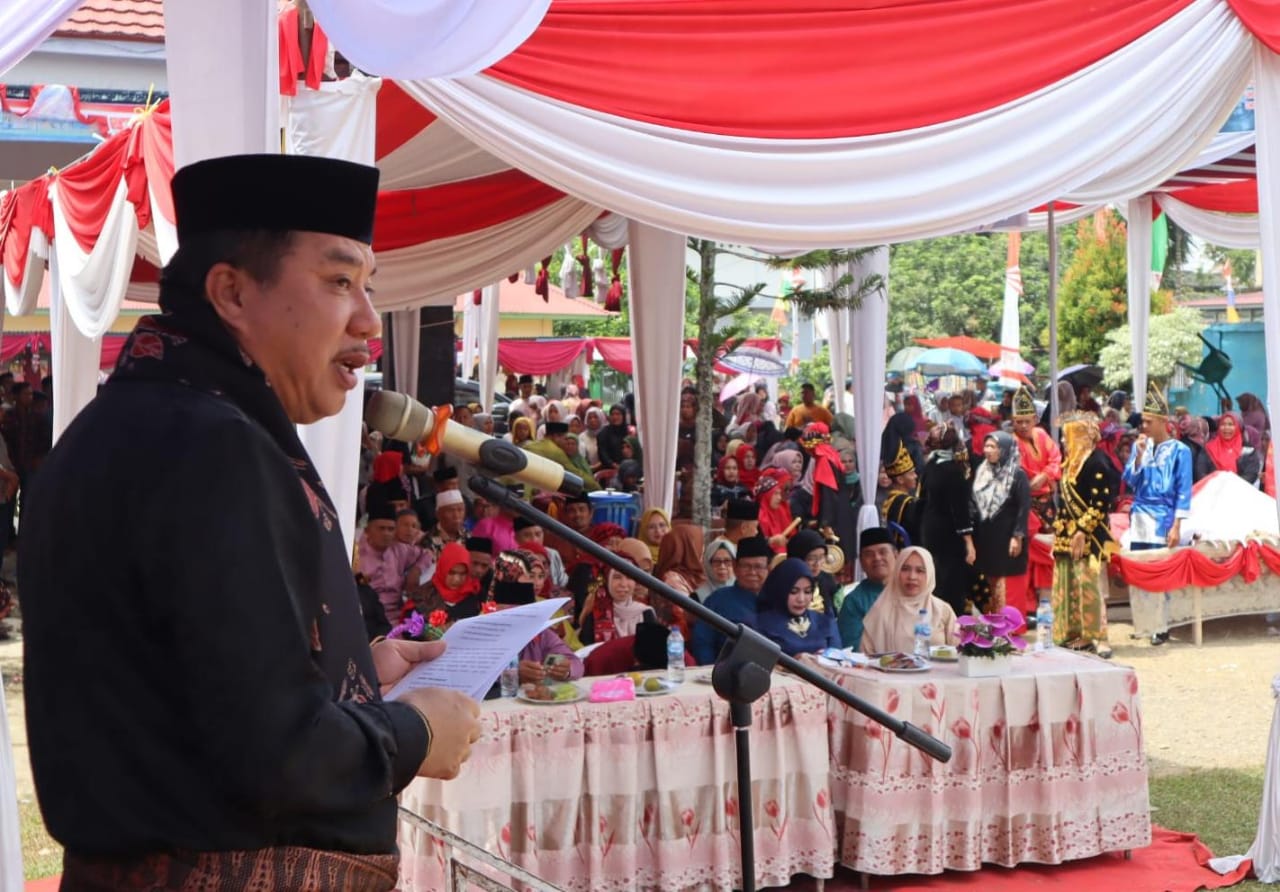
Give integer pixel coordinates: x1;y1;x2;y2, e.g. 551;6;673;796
1035;597;1054;651
913;608;931;658
500;658;520;697
666;628;686;684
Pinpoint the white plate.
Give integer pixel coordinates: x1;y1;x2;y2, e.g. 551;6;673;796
929;646;959;662
516;683;584;705
873;663;931;673
635;680;678;696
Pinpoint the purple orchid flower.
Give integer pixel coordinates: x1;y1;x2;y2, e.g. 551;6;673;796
956;606;1028;651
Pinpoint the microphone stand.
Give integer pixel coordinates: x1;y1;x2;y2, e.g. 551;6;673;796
469;476;951;892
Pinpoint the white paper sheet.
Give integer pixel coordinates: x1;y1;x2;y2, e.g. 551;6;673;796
384;597;570;702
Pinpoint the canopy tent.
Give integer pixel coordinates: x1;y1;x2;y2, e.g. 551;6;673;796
4;0;1280;533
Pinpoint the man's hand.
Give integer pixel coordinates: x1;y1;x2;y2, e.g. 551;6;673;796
964;539;976;566
372;639;447;694
399;687;482;780
1008;536;1022;558
1166;519;1182;549
1029;473;1048;492
518;660;546;684
1070;530;1086;561
1134;435;1149;465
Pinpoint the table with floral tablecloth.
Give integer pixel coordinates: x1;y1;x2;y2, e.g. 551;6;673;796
808;648;1151;876
397;671;835;892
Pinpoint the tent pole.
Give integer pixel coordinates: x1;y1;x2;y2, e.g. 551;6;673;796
1047;202;1060;441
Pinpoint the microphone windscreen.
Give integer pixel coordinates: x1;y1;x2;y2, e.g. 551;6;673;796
364;390;431;443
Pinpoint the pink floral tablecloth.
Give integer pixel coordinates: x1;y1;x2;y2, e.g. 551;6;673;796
397;672;835;892
808;649;1151;876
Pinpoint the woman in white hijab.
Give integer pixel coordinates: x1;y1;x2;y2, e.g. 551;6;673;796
859;546;958;654
696;537;737;601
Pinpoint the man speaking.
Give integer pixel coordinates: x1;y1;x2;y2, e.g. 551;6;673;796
19;155;480;890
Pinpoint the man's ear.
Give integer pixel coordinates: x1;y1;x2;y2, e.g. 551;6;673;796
203;262;249;328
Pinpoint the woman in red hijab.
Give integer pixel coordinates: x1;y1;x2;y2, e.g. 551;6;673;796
1206;412;1246;474
412;541;482;622
735;442;761;489
754;467;794;551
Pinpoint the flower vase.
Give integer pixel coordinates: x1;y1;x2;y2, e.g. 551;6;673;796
959;653;1012;678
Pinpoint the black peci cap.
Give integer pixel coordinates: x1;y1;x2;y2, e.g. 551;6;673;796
171;154;380;244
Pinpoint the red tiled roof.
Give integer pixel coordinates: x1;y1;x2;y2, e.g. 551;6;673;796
1181;290;1263;308
55;0;164;41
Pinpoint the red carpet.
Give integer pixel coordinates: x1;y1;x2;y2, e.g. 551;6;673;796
23;828;1255;892
817;827;1252;892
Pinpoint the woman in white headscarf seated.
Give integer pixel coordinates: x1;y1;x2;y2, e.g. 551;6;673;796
859;546;958;654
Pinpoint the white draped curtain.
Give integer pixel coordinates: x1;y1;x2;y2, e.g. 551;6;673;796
162;0;279;168
307;0;550;79
1253;40;1280;536
627;222;686;515
827;305;850;416
1126;195;1154;407
284;77;380;553
849;248;890;541
49;250;102;442
477;283;500;414
0;667;19;892
388;308;420;401
1158;192;1261;248
0;0;82;78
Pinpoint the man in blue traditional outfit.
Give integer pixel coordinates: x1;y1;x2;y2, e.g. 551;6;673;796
1123;383;1192;645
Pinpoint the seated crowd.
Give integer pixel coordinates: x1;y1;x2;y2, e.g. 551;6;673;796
352;371;1273;672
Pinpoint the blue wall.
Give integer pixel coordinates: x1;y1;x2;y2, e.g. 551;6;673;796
1167;322;1267;417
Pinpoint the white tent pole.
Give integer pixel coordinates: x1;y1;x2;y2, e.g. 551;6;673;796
1126;196;1154;409
1048;203;1060;440
1253;41;1280;540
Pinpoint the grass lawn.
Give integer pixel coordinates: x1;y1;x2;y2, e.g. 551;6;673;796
15;767;1272;885
19;796;60;880
1149;767;1268;891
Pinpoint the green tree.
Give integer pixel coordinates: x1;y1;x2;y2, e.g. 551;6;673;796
1201;244;1258;290
683;245;883;528
1056;212;1171;367
885;230;1064;375
1099;307;1204;390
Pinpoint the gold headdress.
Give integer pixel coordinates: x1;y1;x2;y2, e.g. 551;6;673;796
1142;382;1169;418
885;441;914;478
1012;386;1037;419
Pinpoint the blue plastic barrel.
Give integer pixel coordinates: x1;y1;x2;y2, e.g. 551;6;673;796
588;490;640;536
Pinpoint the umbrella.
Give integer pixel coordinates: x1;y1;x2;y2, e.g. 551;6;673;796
717;345;786;378
907;347;987;377
1056;364;1104;389
915;335;1004;360
988;358;1034;376
887;345;928;374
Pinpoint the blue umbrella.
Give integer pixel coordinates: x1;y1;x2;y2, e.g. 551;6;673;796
907;347;987;377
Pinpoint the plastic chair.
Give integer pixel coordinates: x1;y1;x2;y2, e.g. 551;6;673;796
1177;332;1233;407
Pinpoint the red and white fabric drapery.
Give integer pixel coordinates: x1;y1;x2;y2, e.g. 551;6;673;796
402;0;1254;248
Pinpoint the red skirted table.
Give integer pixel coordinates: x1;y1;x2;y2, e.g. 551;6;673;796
397;672;835;892
1110;538;1280;644
807;649;1150;877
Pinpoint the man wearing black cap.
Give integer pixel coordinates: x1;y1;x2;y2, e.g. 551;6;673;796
464;536;494;586
836;528;898;649
521;421;600;492
19;155;480;887
723;498;760;547
690;535;773;664
518;373;535;402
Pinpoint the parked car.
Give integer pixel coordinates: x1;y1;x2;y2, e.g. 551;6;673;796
364;373;510;426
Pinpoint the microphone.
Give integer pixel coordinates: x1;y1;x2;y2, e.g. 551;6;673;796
363;390;584;496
